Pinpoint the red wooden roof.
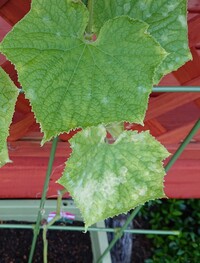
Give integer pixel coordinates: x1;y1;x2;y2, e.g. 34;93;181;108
0;0;200;199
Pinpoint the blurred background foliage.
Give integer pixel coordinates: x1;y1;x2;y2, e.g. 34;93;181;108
138;199;200;262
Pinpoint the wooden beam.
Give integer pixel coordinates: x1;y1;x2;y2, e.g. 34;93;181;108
0;0;8;9
125;118;167;137
0;141;199;198
0;0;30;25
165;159;200;198
8;113;35;142
146;92;200;121
194;97;200;107
188;0;200;13
172;47;200;84
157;120;200;144
188;15;200;46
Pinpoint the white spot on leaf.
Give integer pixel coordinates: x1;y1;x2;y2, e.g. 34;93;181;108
120;166;128;177
26;89;37;101
139;3;146;10
102;97;109;104
83;129;91;138
138;186;147;196
138;86;148;93
123;3;131;13
43;16;50;23
178;15;187;28
56;32;61;37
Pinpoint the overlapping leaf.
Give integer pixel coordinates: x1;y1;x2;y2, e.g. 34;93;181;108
58;126;170;229
93;0;192;83
0;0;166;144
0;68;18;167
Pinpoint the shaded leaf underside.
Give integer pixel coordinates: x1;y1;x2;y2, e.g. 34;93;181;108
58;126;170;229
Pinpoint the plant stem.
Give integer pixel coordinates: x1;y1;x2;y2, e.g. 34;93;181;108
28;137;58;263
86;0;94;35
106;122;124;140
43;189;67;263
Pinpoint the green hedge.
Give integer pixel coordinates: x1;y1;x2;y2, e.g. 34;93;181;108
139;199;200;262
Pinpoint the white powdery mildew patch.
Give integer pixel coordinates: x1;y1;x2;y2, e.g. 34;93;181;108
161;12;168;17
42;16;51;23
168;63;174;70
167;3;178;12
76;161;82;167
138;186;147;196
123;3;131;13
70;141;76;148
135;185;148;197
115;132;127;143
26;88;37;101
130;132;145;142
183;43;188;50
178;15;187;28
83;129;91;138
138;86;148;93
120;166;128;177
73;176;95;204
139;2;146;10
161;34;168;43
102;170;127;196
148;163;161;173
56;32;61;37
101;97;109;105
97;125;106;143
86;91;92;99
0;118;6;126
72;176;108;221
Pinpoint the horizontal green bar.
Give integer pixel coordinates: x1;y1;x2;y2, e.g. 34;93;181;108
152;86;200;92
19;86;200;94
0;224;179;235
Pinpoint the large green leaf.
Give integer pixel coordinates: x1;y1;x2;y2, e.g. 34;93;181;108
58;126;170;229
0;0;166;144
93;0;192;83
0;68;18;167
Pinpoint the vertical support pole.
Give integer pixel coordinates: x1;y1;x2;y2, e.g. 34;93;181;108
96;206;141;263
90;221;112;263
28;137;58;263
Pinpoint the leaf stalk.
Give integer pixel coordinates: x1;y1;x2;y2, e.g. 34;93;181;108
86;0;94;35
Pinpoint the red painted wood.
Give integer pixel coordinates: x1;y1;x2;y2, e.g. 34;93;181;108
0;0;30;25
0;141;199;199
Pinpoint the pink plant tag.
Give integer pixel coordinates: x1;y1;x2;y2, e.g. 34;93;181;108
47;211;75;223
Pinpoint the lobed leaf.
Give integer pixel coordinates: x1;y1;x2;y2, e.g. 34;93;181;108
93;0;192;83
0;0;166;144
0;68;18;167
58;126;170;229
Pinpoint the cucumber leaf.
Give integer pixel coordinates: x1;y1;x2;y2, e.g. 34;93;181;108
0;0;166;144
58;126;170;229
93;0;192;83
